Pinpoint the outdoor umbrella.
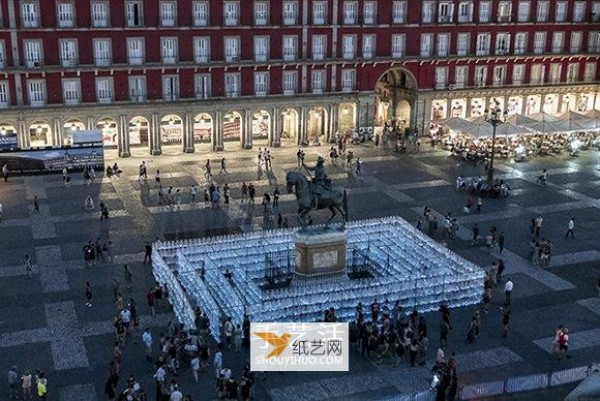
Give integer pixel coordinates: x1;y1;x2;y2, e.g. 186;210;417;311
522;112;571;133
559;111;597;131
437;117;477;132
505;114;538;126
467;121;535;138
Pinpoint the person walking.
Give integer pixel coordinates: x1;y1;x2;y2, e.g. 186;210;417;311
498;232;505;252
35;372;47;401
476;197;483;213
123;264;133;289
565;217;575;239
8;366;18;399
220;158;228;174
155;170;161;185
501;307;510;340
2;163;8;182
33;195;40;213
558;328;570;359
496;259;506;284
504;277;513;306
355;158;362;175
472;223;480;246
85;281;92;307
273;187;280;207
240;182;248;203
146;288;156;316
21;370;32;400
142;328;153;361
190;185;197;204
143;241;152;264
24;254;33;278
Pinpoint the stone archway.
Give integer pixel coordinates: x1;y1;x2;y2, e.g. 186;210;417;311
128;116;150;147
97;118;119;147
193;113;213;144
252;110;271;139
281;108;299;143
307;107;328;139
29;121;53;147
62;119;86;146
374;67;418;127
160;114;183;145
222;111;243;150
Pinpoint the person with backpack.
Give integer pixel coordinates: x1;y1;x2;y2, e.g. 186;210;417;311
558;328;570;359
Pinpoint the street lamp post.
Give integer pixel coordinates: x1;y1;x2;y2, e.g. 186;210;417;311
484;108;508;183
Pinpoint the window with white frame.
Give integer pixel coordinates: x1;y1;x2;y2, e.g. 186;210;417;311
254;72;269;96
254;36;269;62
513;64;525;84
549;63;561;84
129;76;146;101
341;69;356;91
517;1;530;22
125;1;143;27
421;34;433;57
440;2;457;23
363;2;376;24
476;33;490;56
437;34;449;56
254;1;269;25
392;1;406;23
282;71;297;94
194;37;210;63
0;41;5;68
570;32;582;53
592;3;600;22
589;32;600;52
93;39;111;66
422;1;434;23
555;2;567;22
343;1;357;24
161;37;177;64
435;67;448;89
194;74;211;99
224;1;239;26
283;1;298;25
566;63;579;83
530;64;545;84
313;1;327;24
458;2;473;22
57;2;75;27
496;33;510;55
95;77;113;103
474;66;487;87
62;78;80;105
224;37;240;62
91;1;109;27
59;39;78;67
584;62;597;81
28;79;46;106
537;1;549;21
312;70;325;93
162;75;179;100
193;1;209;26
455;66;468;88
363;34;375;58
24;40;43;67
21;2;39;28
493;65;506;86
0;81;9;107
533;32;546;54
551;32;564;53
391;34;405;58
573;2;586;22
283;36;297;61
479;2;491;22
457;33;470;56
312;35;326;60
342;35;356;59
514;32;527;54
127;38;144;65
498;1;511;22
160;1;176;27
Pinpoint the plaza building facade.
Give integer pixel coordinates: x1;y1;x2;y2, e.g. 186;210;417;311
0;0;598;156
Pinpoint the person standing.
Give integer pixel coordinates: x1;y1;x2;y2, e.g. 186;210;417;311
35;372;47;401
85;281;92;307
355;158;362;175
139;161;147;181
472;224;480;246
220;157;228;174
155;170;161;185
504;277;513;306
8;366;18;399
476;197;483;213
273;187;280;207
240;182;248;203
146;288;156;316
142;328;153;361
21;370;32;400
248;183;256;203
535;215;543;238
565;217;575;239
558;328;570;359
496;259;506;284
104;371;119;401
123;264;133;289
24;255;33;278
190;185;197;204
223;184;231;205
144;241;152;264
2;163;8;182
498;232;505;252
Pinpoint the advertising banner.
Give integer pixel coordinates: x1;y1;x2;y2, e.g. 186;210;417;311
0;146;104;173
0;133;18;151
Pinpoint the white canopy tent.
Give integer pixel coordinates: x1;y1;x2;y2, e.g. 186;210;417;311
559;111;598;131
523;112;572;133
437;117;478;132
467;121;536;138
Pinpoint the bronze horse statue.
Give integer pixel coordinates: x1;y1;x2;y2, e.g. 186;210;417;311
286;171;348;227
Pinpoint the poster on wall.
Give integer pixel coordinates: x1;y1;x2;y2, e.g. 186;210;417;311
223;118;241;141
252;118;269;138
0;133;18;151
193;121;212;142
0;145;104;173
102;127;118;146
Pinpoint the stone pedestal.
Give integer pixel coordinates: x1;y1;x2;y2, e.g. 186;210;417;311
294;227;347;276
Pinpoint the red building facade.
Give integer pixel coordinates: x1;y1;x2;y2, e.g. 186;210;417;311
0;0;598;156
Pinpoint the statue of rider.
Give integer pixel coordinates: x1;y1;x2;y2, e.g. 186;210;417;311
302;156;329;209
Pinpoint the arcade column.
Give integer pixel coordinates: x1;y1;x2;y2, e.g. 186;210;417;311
118;115;131;157
183;112;194;153
243;109;253;149
149;113;162;155
214;110;224;151
299;106;307;144
271;107;281;147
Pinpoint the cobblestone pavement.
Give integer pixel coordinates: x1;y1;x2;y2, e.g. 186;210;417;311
1;141;600;401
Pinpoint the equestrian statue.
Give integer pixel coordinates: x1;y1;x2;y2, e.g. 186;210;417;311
286;156;348;227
